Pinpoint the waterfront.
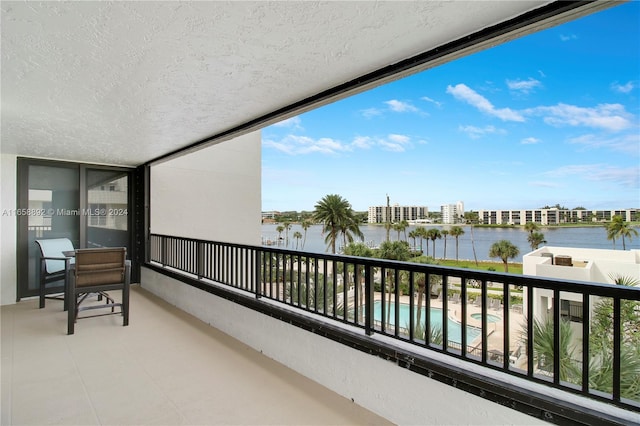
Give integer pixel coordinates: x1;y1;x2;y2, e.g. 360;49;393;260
261;223;640;261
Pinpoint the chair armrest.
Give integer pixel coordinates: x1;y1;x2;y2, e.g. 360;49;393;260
41;256;70;261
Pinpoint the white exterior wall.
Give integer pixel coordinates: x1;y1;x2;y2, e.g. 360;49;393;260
1;154;18;305
523;246;640;321
141;267;549;426
150;132;261;245
524;246;640;284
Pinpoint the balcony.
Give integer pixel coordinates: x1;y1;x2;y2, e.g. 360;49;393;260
2;2;637;425
0;286;390;425
140;234;639;425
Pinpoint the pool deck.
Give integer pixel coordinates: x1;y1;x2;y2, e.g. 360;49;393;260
377;293;526;366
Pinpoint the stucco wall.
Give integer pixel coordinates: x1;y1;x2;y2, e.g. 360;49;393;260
150;132;261;246
141;267;548;426
1;154;18;305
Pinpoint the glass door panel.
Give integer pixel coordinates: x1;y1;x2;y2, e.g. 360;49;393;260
23;164;80;297
86;169;130;252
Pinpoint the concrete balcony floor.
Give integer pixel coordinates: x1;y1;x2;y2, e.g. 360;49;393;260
1;286;392;425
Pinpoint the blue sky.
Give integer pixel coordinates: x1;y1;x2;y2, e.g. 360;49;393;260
262;2;639;212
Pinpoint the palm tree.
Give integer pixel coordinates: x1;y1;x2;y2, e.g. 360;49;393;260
449;226;464;261
524;221;540;235
527;231;547;251
415;226;428;256
606;224;618;249
301;219;312;250
312;194;362;254
408;229;418;249
399;219;409;241
412;257;441;333
377;240;411;328
488;239;520;272
343;242;374;323
276;225;285;245
427;228;441;258
463;211;479;266
393;222;404;241
293;231;302;250
521;316;581;382
608;215;638;250
283;221;292;247
588;275;640;400
441;229;449;260
384;221;393;243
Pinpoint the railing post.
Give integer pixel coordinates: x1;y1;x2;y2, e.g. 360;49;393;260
161;236;167;267
365;265;374;336
196;241;204;279
612;297;621;402
255;249;262;299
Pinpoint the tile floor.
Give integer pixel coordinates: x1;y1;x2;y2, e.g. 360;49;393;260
1;285;392;425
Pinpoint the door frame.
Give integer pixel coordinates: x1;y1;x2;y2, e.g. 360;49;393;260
16;157;136;301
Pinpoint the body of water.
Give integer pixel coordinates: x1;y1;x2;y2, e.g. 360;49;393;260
261;223;640;262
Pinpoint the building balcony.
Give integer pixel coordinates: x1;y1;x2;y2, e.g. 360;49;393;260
1;286;390;425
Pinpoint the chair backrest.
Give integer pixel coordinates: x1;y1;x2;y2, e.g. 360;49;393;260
35;238;75;274
74;247;126;287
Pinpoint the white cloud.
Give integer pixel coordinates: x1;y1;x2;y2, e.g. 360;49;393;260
388;134;410;144
506;78;542;94
352;136;374;149
568;133;640;155
262;139;295;155
521;137;541;145
421;96;442;108
272;116;302;129
385;99;419;113
263;134;351;155
379;134;412;152
263;133;416;154
361;107;383;119
446;84;525;121
528;103;633;132
560;34;578;41
458;124;506;139
611;81;637;94
543;164;639;188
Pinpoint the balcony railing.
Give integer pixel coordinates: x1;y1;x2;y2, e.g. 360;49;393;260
149;233;640;416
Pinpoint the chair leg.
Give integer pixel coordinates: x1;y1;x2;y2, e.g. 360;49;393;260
39;260;46;309
67;291;75;335
63;269;69;311
122;284;129;327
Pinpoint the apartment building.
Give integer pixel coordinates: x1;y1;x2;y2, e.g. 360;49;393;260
367;205;429;224
476;208;638;225
441;201;465;224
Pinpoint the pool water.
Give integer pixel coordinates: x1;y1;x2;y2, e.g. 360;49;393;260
373;301;481;344
470;313;501;323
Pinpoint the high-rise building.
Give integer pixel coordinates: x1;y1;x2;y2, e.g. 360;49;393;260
441;201;464;224
368;204;429;224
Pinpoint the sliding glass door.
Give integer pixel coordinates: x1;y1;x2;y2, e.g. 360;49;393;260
17;159;132;300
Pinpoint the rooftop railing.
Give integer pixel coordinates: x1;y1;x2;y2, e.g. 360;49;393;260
149;233;640;419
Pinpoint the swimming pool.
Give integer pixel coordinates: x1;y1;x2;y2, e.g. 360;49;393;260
470;313;501;323
373;301;481;344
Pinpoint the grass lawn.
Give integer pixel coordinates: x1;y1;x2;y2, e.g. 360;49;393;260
435;259;523;275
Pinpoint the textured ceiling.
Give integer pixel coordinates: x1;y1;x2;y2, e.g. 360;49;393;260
2;1;584;166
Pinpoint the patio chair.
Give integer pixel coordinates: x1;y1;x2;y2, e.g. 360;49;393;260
67;247;130;335
35;238;75;310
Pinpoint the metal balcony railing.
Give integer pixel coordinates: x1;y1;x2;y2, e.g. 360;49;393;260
149;233;640;414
